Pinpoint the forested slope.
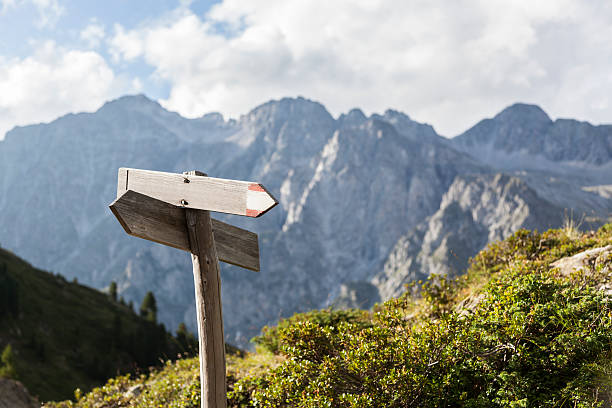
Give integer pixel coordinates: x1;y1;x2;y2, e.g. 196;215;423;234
0;247;194;401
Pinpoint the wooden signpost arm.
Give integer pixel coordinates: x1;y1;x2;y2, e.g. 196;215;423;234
184;171;227;408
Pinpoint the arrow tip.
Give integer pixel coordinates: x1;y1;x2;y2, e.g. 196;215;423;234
246;183;278;217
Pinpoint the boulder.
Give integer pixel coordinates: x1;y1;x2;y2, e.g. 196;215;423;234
551;245;612;295
0;378;39;408
551;245;612;276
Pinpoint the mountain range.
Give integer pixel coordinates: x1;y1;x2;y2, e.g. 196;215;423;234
0;95;610;346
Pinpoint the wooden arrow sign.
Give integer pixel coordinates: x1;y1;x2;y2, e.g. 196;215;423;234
110;190;260;271
109;168;278;408
117;168;278;217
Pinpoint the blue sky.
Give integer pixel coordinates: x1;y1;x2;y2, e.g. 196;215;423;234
0;0;220;133
0;0;611;139
0;1;219;57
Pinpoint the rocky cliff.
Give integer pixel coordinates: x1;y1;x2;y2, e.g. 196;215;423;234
0;96;609;345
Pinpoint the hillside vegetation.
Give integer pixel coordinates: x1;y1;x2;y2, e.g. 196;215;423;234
0;247;195;401
46;225;612;407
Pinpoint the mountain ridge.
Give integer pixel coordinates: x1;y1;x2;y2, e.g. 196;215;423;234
0;94;609;347
452;102;612;168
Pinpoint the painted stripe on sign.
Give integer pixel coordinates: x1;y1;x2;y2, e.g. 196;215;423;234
248;183;266;192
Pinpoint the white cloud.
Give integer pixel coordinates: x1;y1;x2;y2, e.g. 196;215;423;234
31;0;64;27
109;23;145;62
80;21;106;48
105;0;612;135
0;41;132;139
0;0;601;138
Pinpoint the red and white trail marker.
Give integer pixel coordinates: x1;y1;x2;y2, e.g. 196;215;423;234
117;167;277;218
109;168;278;408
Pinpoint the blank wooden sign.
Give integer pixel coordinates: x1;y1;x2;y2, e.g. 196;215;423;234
110;190;260;271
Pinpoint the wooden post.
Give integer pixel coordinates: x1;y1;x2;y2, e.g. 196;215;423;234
184;171;227;408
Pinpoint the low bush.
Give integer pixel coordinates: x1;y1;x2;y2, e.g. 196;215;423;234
231;226;612;407
48;225;612;407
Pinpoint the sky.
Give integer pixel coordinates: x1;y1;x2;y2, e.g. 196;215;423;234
0;0;611;140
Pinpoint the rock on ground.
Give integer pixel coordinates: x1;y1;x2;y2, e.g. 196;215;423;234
0;378;39;408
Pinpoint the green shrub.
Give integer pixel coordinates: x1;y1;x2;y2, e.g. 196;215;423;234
230;226;612;407
48;225;612;407
251;308;372;355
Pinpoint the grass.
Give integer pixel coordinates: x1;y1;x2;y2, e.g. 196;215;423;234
44;349;283;408
562;208;585;240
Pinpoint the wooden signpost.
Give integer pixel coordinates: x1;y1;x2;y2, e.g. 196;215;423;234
109;168;277;407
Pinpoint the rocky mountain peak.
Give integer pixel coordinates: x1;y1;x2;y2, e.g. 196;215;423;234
450;102;611;170
338;108;367;128
244;96;333;125
97;94;165;115
368;109;441;144
383;109;410;122
198;112;227;125
227;96;335;150
493;103;552;125
454;103;553;147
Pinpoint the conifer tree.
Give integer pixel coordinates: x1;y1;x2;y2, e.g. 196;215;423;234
108;281;118;302
140;291;157;323
0;264;18;317
0;344;16;379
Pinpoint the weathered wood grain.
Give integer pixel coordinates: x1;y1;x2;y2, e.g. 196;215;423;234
211;218;260;272
185;169;227;408
116;167;277;217
109;190;260;271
